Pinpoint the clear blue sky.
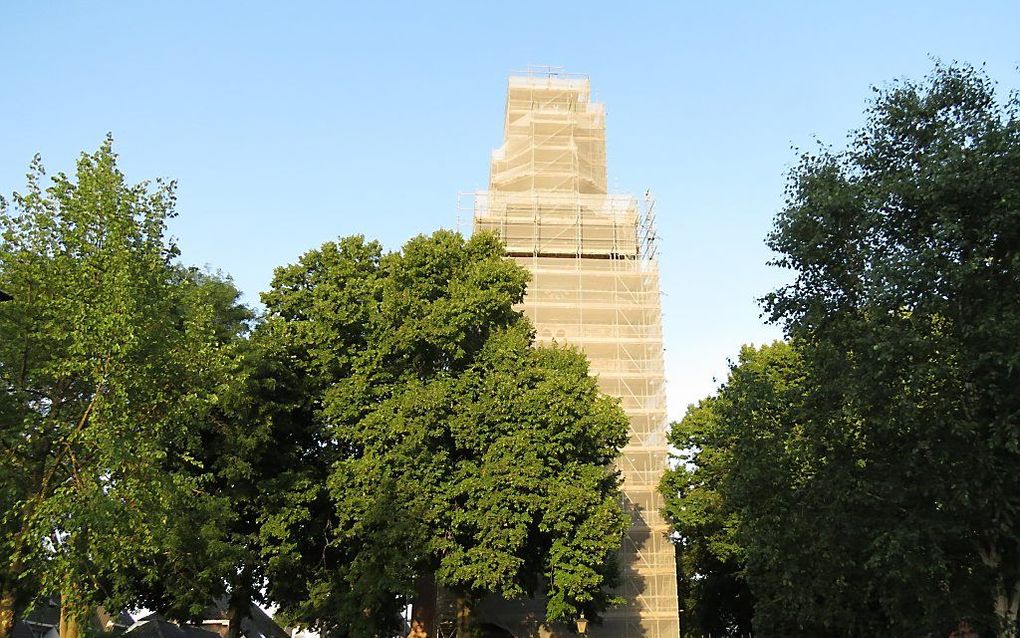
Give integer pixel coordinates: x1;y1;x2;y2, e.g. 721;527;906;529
3;1;1019;418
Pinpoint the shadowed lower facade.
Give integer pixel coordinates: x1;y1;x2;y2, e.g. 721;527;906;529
463;68;679;638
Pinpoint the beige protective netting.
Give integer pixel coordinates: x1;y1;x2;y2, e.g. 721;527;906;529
464;67;680;638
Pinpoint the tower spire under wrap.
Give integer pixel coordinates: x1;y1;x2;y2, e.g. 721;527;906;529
467;68;680;638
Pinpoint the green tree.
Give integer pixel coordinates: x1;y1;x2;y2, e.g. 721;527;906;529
758;63;1020;635
104;264;335;638
102;266;269;635
0;139;235;638
667;340;872;636
195;279;329;638
660;342;811;636
256;231;630;638
662;395;753;638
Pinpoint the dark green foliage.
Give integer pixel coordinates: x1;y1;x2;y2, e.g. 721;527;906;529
663;63;1020;637
256;231;630;638
762;62;1020;636
660;343;792;637
107;267;263;626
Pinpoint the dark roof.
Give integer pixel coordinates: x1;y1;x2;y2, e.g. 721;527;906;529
239;605;289;638
97;607;135;631
199;601;289;638
11;622;34;638
126;616;221;638
17;597;132;634
20;599;61;627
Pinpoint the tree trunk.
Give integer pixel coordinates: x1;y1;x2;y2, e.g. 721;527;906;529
0;588;15;638
993;576;1020;638
409;574;437;638
980;540;1020;637
226;588;251;638
59;599;81;638
455;596;471;638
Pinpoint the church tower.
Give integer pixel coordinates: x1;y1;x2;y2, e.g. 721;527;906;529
467;68;680;638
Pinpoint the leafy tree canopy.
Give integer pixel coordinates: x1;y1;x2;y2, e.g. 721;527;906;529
660;343;798;637
763;61;1020;636
665;62;1020;637
256;231;630;638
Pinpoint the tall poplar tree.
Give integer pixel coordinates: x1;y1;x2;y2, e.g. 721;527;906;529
0;139;234;638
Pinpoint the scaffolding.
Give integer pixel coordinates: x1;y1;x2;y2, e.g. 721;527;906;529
464;67;679;638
